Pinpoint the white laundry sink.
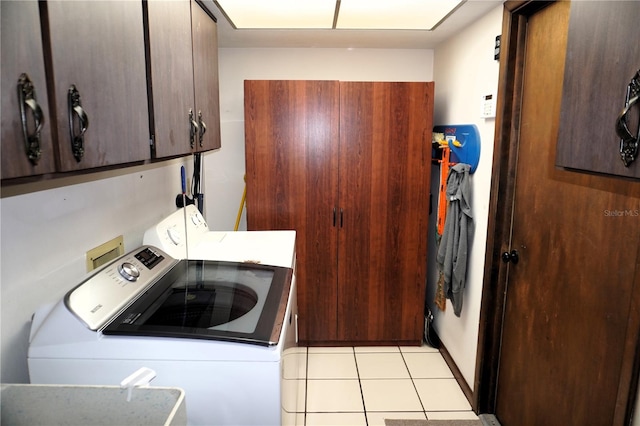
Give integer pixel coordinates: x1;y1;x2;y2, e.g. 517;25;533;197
0;384;187;426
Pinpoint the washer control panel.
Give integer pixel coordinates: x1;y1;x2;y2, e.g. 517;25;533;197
65;246;177;331
142;205;209;259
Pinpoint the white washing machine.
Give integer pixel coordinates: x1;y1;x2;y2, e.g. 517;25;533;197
143;205;297;269
28;245;300;426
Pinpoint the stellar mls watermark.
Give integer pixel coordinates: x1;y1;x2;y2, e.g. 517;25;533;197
604;209;639;217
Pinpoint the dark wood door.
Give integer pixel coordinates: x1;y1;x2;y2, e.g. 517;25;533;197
495;2;640;424
244;80;341;343
191;0;221;152
337;82;433;344
146;0;195;158
1;0;56;180
45;1;149;171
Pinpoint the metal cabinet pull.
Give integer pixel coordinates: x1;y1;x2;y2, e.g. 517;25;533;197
333;207;336;227
189;109;199;149
68;84;88;162
616;69;639;167
198;110;207;147
17;73;44;164
340;208;344;228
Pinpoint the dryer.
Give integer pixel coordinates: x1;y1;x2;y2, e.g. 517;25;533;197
28;245;299;426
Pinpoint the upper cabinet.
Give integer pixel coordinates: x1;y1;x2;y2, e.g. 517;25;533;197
556;1;640;179
2;0;221;183
146;0;221;159
1;0;149;179
45;0;150;172
1;0;55;179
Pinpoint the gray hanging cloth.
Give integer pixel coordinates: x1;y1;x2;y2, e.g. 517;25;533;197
436;163;472;317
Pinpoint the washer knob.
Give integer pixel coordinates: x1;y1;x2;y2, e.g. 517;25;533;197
118;262;140;281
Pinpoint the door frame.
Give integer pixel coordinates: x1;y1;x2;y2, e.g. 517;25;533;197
474;1;640;423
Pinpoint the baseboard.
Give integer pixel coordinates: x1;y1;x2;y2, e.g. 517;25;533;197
438;342;475;410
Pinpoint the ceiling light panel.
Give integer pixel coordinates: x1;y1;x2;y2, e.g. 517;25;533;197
336;0;464;30
216;0;336;29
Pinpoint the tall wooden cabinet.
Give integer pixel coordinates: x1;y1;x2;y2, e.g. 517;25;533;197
244;80;433;345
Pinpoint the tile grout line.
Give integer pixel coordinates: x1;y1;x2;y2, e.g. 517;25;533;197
399;345;428;418
352;346;369;426
304;347;308;425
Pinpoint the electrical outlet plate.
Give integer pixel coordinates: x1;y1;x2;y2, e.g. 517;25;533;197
86;235;124;272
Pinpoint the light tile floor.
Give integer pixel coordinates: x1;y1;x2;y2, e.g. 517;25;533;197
285;344;479;426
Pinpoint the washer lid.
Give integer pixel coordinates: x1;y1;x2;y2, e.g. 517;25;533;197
102;260;293;347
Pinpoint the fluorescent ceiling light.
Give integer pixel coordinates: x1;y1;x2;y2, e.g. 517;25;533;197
337;0;463;30
215;0;336;29
215;0;465;30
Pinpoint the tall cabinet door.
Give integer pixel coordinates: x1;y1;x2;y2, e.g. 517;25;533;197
244;80;341;343
337;82;433;343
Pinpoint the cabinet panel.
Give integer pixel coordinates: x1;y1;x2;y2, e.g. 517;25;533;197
45;1;150;171
147;0;220;158
146;0;195;159
244;80;340;342
556;1;640;178
191;1;221;151
337;82;432;343
1;0;56;179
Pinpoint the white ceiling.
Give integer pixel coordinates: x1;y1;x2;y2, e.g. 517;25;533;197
199;0;505;49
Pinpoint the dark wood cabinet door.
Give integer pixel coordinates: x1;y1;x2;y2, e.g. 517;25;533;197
337;82;433;344
1;0;56;179
556;1;640;179
244;80;341;343
191;1;221;152
45;1;150;171
146;0;195;158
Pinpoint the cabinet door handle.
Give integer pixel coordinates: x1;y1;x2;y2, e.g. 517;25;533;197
333;207;337;227
68;84;89;162
617;69;639;167
198;110;207;147
189;109;199;149
17;73;44;165
340;208;344;228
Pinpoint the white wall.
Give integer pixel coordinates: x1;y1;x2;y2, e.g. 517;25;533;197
428;5;503;388
203;48;434;230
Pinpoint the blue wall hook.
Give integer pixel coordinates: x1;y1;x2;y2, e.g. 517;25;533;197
433;124;481;173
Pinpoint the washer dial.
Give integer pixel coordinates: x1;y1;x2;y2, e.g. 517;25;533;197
118;262;140;282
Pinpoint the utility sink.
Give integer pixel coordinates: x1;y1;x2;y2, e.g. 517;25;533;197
0;384;186;426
